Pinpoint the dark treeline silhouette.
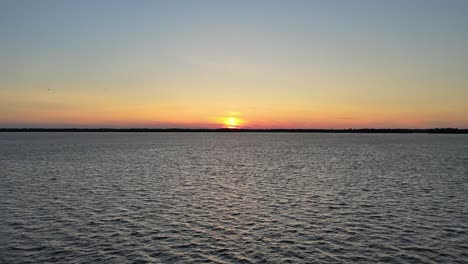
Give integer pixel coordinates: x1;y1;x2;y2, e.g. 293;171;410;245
1;128;467;134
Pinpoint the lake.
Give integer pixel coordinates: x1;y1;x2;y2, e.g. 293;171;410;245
1;133;467;263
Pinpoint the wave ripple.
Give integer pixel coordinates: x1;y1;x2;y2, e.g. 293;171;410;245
1;133;468;263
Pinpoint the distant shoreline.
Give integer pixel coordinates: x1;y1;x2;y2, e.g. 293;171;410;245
1;128;467;134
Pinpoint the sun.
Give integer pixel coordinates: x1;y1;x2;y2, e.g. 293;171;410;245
225;117;239;128
224;117;242;128
217;113;245;128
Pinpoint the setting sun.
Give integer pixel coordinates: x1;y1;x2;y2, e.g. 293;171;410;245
223;117;243;128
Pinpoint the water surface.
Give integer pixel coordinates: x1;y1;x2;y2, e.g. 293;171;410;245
1;133;467;263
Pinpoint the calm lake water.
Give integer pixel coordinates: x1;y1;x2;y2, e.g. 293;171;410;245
1;133;467;263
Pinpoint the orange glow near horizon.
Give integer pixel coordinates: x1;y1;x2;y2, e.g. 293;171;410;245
2;99;468;128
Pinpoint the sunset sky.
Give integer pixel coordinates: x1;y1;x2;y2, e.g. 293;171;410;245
1;0;468;128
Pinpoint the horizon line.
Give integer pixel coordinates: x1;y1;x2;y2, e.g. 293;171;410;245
1;128;467;134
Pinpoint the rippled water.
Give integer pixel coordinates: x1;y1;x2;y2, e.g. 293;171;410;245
1;133;467;263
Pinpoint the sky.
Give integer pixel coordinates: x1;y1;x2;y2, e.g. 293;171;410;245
1;0;468;128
